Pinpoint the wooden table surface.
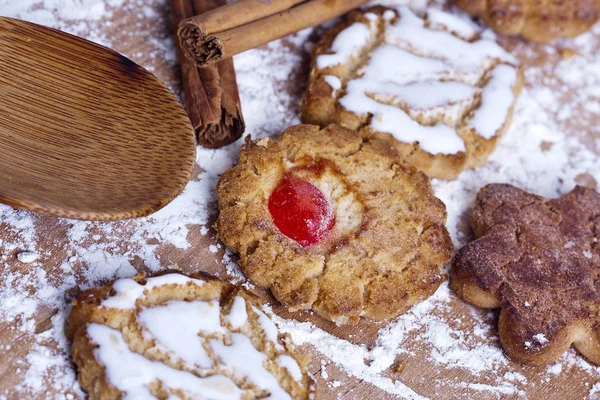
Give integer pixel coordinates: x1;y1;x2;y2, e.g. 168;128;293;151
1;1;600;399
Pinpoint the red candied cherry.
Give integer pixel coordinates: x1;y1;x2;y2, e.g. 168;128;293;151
268;176;335;247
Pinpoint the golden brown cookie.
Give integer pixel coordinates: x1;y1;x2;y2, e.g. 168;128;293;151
216;124;453;324
451;184;600;366
454;0;600;43
67;272;314;399
301;6;523;180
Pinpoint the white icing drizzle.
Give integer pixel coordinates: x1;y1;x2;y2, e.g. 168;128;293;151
101;274;206;310
318;6;519;155
365;80;477;110
316;22;373;69
468;64;518;139
277;355;303;382
210;334;291;400
88;323;242;400
139;300;225;369
251;305;283;350
360;45;452;85
386;6;517;71
372;105;466;155
225;296;248;330
426;8;479;40
323;75;342;97
360;44;489;87
340;80;466;155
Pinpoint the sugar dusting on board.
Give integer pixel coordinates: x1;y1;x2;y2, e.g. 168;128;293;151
0;0;600;399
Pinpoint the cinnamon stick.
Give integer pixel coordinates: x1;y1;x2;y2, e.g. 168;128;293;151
170;0;245;148
184;0;307;36
178;0;369;68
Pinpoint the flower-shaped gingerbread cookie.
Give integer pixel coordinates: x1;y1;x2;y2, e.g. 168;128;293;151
217;125;453;324
451;184;600;366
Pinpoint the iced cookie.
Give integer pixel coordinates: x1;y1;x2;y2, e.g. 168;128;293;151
216;124;453;324
451;184;600;366
454;0;600;43
302;6;523;180
67;272;314;399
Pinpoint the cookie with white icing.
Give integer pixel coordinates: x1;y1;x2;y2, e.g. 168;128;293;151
302;6;524;180
217;124;453;324
67;272;315;400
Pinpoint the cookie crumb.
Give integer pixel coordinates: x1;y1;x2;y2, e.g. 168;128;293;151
393;360;406;374
256;138;270;147
533;334;549;345
17;251;39;263
560;47;580;60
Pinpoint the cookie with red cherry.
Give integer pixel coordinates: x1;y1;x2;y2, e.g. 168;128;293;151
216;124;453;324
451;184;600;366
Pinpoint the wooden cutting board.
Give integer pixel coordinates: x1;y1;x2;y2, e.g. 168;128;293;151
0;1;599;399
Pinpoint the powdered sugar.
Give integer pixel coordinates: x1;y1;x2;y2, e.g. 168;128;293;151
533;334;549;345
16;251;39;263
1;0;600;399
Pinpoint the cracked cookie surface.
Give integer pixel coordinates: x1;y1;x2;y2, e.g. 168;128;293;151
301;6;523;180
454;0;600;43
451;184;600;366
217;124;453;324
67;272;314;399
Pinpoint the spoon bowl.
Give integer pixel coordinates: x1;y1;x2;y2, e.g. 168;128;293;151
0;17;196;220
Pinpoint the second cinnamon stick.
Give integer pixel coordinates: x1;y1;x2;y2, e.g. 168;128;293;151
171;0;245;148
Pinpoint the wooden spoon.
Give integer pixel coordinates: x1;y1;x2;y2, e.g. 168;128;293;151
0;17;196;221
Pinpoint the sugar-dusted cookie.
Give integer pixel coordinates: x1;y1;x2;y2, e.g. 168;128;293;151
67;272;315;399
451;184;600;366
216;124;453;324
454;0;600;43
302;6;523;180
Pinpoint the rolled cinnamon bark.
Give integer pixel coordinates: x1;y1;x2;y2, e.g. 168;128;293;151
171;0;245;148
178;0;369;68
184;0;307;35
